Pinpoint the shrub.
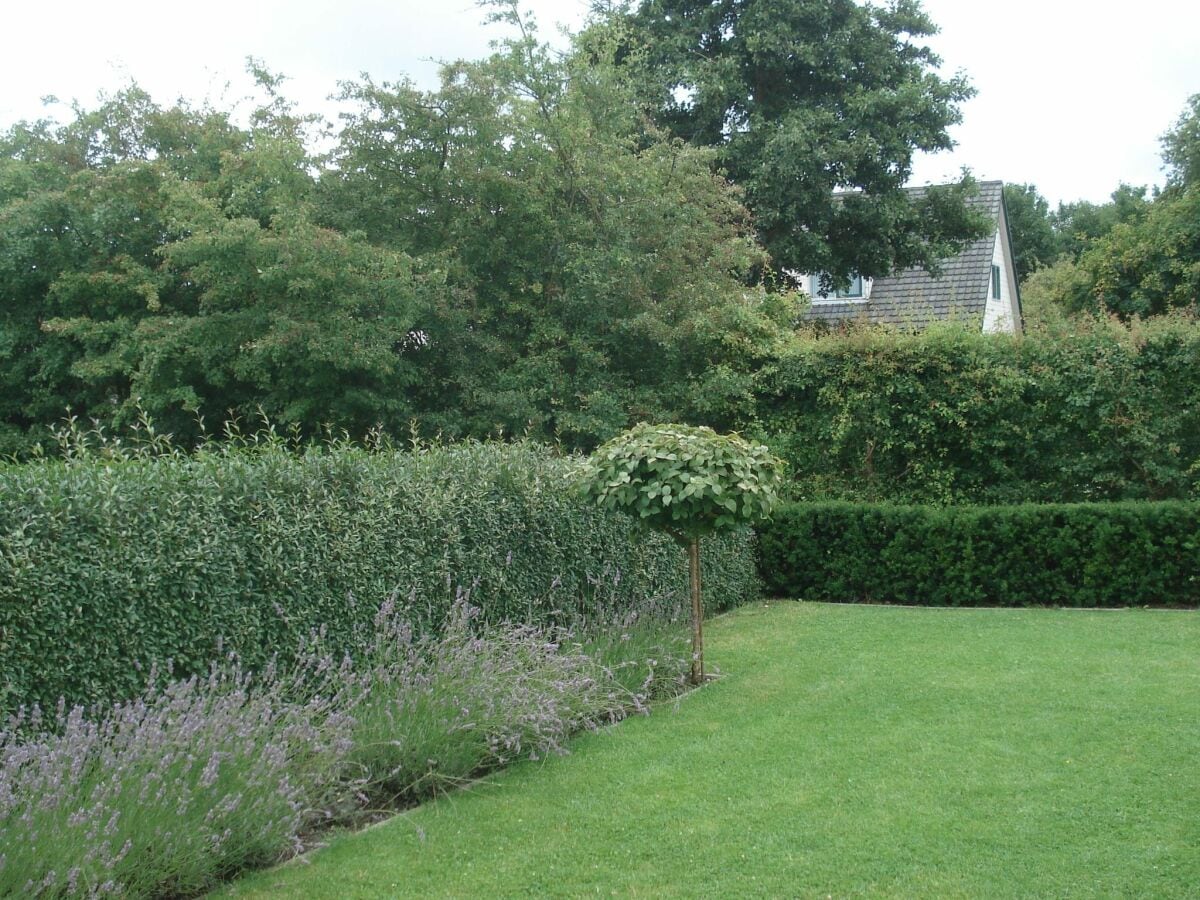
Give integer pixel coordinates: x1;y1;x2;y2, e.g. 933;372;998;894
758;501;1200;607
0;440;759;715
745;316;1200;504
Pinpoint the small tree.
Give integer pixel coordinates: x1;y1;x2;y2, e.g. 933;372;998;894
580;423;782;684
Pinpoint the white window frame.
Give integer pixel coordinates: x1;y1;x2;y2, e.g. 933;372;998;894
808;272;871;304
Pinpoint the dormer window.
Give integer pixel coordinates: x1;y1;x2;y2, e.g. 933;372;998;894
809;273;868;301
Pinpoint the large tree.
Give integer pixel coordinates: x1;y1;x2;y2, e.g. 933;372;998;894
321;7;784;446
1;16;790;454
0;90;251;453
594;0;987;287
1071;186;1200;318
0;84;431;450
1051;183;1150;262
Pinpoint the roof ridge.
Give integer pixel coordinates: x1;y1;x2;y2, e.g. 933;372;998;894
830;180;1005;201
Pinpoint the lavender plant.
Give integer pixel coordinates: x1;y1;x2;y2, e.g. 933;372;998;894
0;591;692;898
0;660;355;898
348;592;622;807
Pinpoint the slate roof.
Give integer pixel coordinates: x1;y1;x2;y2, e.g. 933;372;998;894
800;180;1005;330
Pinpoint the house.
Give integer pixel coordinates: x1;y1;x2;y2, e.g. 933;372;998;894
796;180;1022;334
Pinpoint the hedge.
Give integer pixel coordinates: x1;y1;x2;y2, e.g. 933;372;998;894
0;441;759;715
758;501;1200;607
747;317;1200;504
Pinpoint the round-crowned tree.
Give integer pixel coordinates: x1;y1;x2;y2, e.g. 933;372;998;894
580;423;783;684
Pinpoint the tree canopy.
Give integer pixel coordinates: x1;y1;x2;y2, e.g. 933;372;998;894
1018;95;1200;322
0;84;439;451
0;13;790;456
5;3;1195;455
594;0;987;288
1162;93;1200;190
319;12;780;445
579;422;782;539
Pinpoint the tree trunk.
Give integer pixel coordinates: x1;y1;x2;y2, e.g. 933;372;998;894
688;536;704;685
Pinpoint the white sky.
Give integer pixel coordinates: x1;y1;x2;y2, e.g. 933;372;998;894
2;0;1197;207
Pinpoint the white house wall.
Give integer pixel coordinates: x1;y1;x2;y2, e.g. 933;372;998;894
982;219;1020;334
982;205;1022;334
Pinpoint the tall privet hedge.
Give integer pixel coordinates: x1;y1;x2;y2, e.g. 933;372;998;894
0;442;759;714
759;501;1200;607
750;317;1200;504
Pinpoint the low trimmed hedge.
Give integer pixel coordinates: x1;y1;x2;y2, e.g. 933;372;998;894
758;501;1200;607
0;442;759;714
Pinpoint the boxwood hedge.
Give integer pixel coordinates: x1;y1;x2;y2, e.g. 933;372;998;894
0;442;759;714
758;501;1200;607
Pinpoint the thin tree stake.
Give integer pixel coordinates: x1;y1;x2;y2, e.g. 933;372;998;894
689;536;704;685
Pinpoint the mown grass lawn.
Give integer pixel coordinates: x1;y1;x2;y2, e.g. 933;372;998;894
220;602;1200;898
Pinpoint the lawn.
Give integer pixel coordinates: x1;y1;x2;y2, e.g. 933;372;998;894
220;602;1200;898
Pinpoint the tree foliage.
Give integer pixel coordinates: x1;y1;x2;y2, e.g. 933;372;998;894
1051;183;1150;262
1001;183;1059;282
5;4;1195;457
580;422;782;539
321;11;780;446
596;0;987;287
1070;186;1200;318
1162;93;1200;190
1029;185;1196;320
0;89;261;452
580;422;781;683
0;84;440;452
0;15;790;455
1017;95;1200;320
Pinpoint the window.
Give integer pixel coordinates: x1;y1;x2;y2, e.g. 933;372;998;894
991;265;1002;300
811;273;864;300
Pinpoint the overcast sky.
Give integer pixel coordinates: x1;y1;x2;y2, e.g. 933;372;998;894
2;0;1197;207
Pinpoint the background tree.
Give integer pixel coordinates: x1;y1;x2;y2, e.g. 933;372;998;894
594;0;988;287
321;7;784;446
1070;187;1200;318
1161;93;1200;190
1001;183;1060;282
580;423;782;684
1050;183;1150;262
1021;96;1200;321
0;20;793;454
1016;258;1092;330
0;80;439;449
0;89;253;454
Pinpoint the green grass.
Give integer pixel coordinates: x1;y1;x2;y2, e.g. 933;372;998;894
220;602;1200;898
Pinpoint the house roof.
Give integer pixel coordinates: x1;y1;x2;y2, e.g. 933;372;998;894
800;180;1006;329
